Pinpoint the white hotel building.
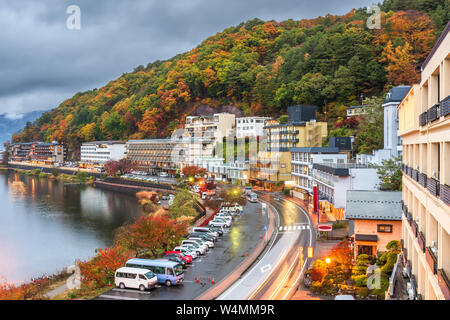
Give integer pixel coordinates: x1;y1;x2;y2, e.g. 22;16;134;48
236;116;271;138
80;141;127;164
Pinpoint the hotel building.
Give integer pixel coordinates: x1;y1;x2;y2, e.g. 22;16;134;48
80;141;126;165
398;22;450;300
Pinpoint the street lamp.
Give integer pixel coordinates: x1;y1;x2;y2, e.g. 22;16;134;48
325;257;331;264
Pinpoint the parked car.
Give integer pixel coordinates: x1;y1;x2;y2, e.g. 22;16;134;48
208;219;229;228
159;172;168;177
163;254;187;267
181;242;206;255
182;239;209;252
191;227;219;239
212;217;232;227
173;246;198;259
165;251;192;264
114;267;158;291
188;233;215;246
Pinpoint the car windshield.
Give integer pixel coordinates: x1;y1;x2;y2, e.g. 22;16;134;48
173;265;184;276
145;271;155;279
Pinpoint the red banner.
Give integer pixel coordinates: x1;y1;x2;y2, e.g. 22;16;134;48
313;185;318;213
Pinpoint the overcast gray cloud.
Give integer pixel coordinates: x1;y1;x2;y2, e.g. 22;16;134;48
0;0;374;116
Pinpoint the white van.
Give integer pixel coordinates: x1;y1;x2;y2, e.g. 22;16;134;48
182;239;209;252
114;267;158;291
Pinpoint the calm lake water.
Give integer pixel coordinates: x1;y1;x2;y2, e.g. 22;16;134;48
0;172;144;284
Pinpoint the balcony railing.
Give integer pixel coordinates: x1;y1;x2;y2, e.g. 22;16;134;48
419;172;427;188
425;247;437;275
411;220;418;237
419;112;427;126
440;184;450;206
427;178;440;197
412;169;419;182
440;95;450;118
438;269;450;300
418;231;426;253
427;104;439;123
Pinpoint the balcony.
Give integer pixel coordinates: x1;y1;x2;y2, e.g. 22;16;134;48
419;112;427;126
441;184;450;206
440;95;450;118
438;269;450;300
425;247;437;275
427;178;440;197
418;231;426;253
419;172;427;188
411;220;418;237
427;104;439;123
412;169;419;182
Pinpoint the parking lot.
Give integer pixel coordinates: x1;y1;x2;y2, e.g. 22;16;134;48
121;173;176;185
96;201;268;300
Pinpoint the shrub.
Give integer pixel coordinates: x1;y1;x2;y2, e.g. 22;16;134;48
356;286;369;298
352;274;367;287
52;168;60;177
32;169;41;176
332;220;344;229
38;172;49;179
76;172;88;181
282;188;291;196
386;240;400;252
100;173;107;179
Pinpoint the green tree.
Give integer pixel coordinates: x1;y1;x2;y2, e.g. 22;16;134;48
354;96;384;154
168;190;199;219
376;157;402;191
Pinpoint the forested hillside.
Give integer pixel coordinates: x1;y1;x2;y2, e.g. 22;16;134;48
12;1;443;158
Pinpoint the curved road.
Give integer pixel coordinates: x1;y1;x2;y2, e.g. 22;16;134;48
217;192;315;300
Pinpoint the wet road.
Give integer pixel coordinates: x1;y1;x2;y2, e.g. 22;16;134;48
217;193;315;300
96;201;268;300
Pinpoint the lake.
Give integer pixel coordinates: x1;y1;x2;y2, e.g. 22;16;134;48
0;172;144;284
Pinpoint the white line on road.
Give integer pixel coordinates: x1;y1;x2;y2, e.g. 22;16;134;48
99;295;139;300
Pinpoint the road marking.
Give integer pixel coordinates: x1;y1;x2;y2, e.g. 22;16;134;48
260;264;272;273
99;295;139;300
112;288;151;295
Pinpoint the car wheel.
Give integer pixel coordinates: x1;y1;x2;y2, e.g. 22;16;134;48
119;283;125;289
165;280;172;287
139;285;146;291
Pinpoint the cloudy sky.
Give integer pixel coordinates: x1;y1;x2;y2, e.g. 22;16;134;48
0;0;374;117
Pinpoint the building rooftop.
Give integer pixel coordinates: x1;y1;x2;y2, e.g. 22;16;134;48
82;141;125;145
345;190;402;221
384;86;411;104
421;20;450;71
290;147;340;153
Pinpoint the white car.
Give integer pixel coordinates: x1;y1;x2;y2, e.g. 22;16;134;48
215;213;233;222
173;246;197;259
212;217;232;227
180;244;204;256
192;227;219;238
183;239;210;251
188;237;214;248
209;220;229;228
181;240;207;254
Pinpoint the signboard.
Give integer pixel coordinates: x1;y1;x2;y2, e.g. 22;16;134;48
318;224;333;232
313;185;318;213
307;246;313;259
262;203;267;210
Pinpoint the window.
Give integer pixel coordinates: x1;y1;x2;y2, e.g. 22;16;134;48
377;224;393;233
139;274;146;280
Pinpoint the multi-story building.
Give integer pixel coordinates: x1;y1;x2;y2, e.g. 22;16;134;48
251;105;327;188
290;146;347;198
312;162;380;210
10;142;39;162
346;190;402;259
236;117;271;138
126;139;188;174
184;113;235;141
80;141;126;165
398;22;450;300
31;142;65;165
